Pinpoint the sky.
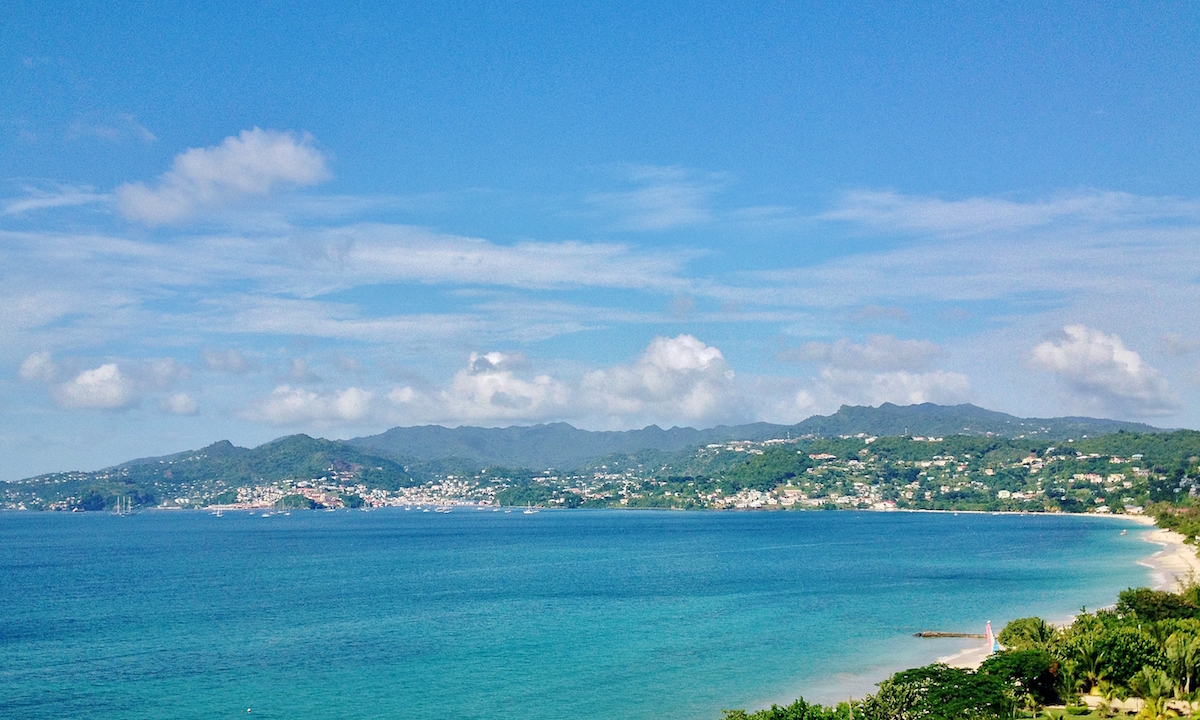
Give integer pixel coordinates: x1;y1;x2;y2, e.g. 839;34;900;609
3;1;1200;479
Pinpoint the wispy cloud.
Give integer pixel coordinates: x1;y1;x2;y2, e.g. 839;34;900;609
821;188;1200;238
2;185;109;216
782;335;942;372
66;114;157;144
587;165;723;231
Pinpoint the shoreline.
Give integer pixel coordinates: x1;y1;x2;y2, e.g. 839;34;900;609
792;513;1191;707
1138;524;1200;591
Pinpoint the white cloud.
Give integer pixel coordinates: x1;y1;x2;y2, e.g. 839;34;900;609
2;185;108;216
588;166;720;231
160;392;199;415
581;334;743;424
18;351;57;382
66;114;157;144
141;358;190;389
288;358;321;383
777;335;969;412
53;363;136;410
821;189;1200;238
437;352;570;421
1031;325;1178;416
115;128;329;225
786;335;942;371
814;368;971;408
202;348;256;374
245;385;373;426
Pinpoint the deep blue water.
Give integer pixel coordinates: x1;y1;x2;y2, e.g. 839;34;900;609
0;509;1151;720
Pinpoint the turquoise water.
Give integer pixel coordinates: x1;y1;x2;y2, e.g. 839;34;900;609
1;510;1151;720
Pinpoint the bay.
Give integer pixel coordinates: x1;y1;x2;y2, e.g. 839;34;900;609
0;509;1151;720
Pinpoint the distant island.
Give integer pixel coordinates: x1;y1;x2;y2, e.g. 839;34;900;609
3;404;1197;534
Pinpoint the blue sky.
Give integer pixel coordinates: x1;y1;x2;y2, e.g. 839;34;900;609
3;2;1200;479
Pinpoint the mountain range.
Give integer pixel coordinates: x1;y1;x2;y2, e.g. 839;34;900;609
19;403;1163;484
347;402;1160;470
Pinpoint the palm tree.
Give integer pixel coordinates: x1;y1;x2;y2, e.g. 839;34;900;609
1137;695;1180;720
1097;680;1123;718
1131;667;1176;704
1075;639;1110;694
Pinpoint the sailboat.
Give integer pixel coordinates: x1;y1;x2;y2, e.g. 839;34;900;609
523;503;539;514
985;621;1001;654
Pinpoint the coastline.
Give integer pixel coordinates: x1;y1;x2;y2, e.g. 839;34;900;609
796;513;1190;707
1137;522;1200;591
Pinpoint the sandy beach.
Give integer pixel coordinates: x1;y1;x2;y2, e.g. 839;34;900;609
935;517;1200;671
1137;521;1200;591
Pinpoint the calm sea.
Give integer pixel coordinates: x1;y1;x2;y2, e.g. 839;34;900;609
0;509;1151;720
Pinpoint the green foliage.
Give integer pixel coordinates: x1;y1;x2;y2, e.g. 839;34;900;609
74;490;106;511
998;617;1056;651
277;494;316;509
979;649;1062;705
1093;626;1163;686
494;484;553;507
720;587;1200;720
721;699;849;720
1127;666;1173;701
858;679;919;720
723;448;813;492
1117;588;1199;621
881;663;1011;720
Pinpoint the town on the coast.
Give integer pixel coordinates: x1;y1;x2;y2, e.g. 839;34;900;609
3;404;1198;522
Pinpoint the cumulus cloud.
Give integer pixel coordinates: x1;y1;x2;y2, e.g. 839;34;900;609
436;352;570;421
115;128;329;225
18;351;57;382
785;335;942;372
1032;325;1178;416
245;385;373;426
53;363;136;409
581;334;743;424
160;392;199;415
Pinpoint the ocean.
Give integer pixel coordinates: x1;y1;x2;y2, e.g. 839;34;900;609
0;509;1152;720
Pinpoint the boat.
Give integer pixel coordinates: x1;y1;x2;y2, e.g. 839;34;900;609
523;504;539;515
1121;529;1128;536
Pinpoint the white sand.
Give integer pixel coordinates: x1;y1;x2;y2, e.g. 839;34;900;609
937;517;1200;671
939;643;993;670
1138;523;1200;591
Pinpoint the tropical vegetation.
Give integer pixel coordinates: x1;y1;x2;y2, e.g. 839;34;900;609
722;585;1200;720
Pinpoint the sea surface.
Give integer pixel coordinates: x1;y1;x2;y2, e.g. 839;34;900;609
0;509;1152;720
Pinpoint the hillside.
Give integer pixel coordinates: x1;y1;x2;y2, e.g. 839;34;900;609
348;403;1161;469
791;402;1159;440
8;435;415;511
345;422;786;470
